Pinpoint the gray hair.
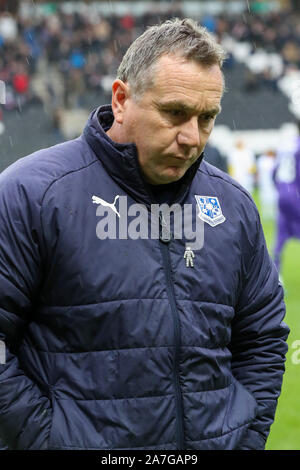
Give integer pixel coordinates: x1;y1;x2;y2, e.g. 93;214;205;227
117;17;227;100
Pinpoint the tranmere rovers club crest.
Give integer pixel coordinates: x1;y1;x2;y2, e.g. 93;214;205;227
195;195;226;227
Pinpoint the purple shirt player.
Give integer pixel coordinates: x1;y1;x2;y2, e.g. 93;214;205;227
273;125;300;272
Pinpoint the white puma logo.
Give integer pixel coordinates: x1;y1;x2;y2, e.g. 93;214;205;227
92;195;120;218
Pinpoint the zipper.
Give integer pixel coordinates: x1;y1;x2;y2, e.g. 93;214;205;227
159;213;185;450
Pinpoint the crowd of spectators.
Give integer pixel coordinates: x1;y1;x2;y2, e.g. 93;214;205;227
0;3;299;119
215;9;300;92
0;5;185;115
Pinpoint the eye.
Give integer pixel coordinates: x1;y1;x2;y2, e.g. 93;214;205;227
166;109;185;118
201;114;214;122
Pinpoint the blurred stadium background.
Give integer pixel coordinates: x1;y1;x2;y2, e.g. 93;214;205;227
0;0;299;450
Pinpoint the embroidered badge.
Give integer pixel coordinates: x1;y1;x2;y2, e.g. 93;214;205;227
195;195;226;227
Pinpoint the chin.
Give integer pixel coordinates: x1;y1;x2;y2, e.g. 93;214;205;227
164;167;188;182
152;174;184;185
145;165;189;185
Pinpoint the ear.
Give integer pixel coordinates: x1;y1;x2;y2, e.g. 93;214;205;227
111;79;130;124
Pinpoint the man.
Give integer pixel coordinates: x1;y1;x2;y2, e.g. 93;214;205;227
0;18;289;450
273;121;300;273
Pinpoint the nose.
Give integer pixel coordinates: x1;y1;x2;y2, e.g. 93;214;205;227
177;117;201;148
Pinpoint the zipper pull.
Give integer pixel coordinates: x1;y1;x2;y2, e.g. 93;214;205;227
159;213;172;243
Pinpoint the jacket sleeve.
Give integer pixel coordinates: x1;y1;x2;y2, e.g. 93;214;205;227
230;208;289;450
0;172;52;449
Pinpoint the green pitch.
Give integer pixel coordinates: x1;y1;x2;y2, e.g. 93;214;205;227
253;191;300;450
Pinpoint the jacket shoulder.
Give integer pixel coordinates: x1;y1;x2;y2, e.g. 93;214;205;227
0;137;98;203
199;160;257;208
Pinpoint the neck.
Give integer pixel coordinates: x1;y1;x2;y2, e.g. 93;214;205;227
106;121;128;144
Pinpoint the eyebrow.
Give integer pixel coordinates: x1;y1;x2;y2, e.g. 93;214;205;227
157;100;222;116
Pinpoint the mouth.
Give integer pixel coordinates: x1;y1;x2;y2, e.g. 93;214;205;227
173;155;189;161
168;154;197;166
170;153;192;162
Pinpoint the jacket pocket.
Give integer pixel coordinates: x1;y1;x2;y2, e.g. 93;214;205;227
222;376;258;434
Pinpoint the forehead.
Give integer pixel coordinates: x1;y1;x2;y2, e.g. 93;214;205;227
148;54;224;110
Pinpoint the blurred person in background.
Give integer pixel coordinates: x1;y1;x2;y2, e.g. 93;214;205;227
0;18;288;451
228;139;256;194
0;11;17;42
203;142;228;173
273;120;300;273
257;149;277;220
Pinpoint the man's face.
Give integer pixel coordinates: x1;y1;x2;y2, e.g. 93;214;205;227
112;54;224;185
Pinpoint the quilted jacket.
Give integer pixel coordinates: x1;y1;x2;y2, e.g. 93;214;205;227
0;106;289;450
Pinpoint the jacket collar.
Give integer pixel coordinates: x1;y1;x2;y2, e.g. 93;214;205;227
83;105;203;206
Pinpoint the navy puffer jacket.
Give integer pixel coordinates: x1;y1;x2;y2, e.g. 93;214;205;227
0;106;289;450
